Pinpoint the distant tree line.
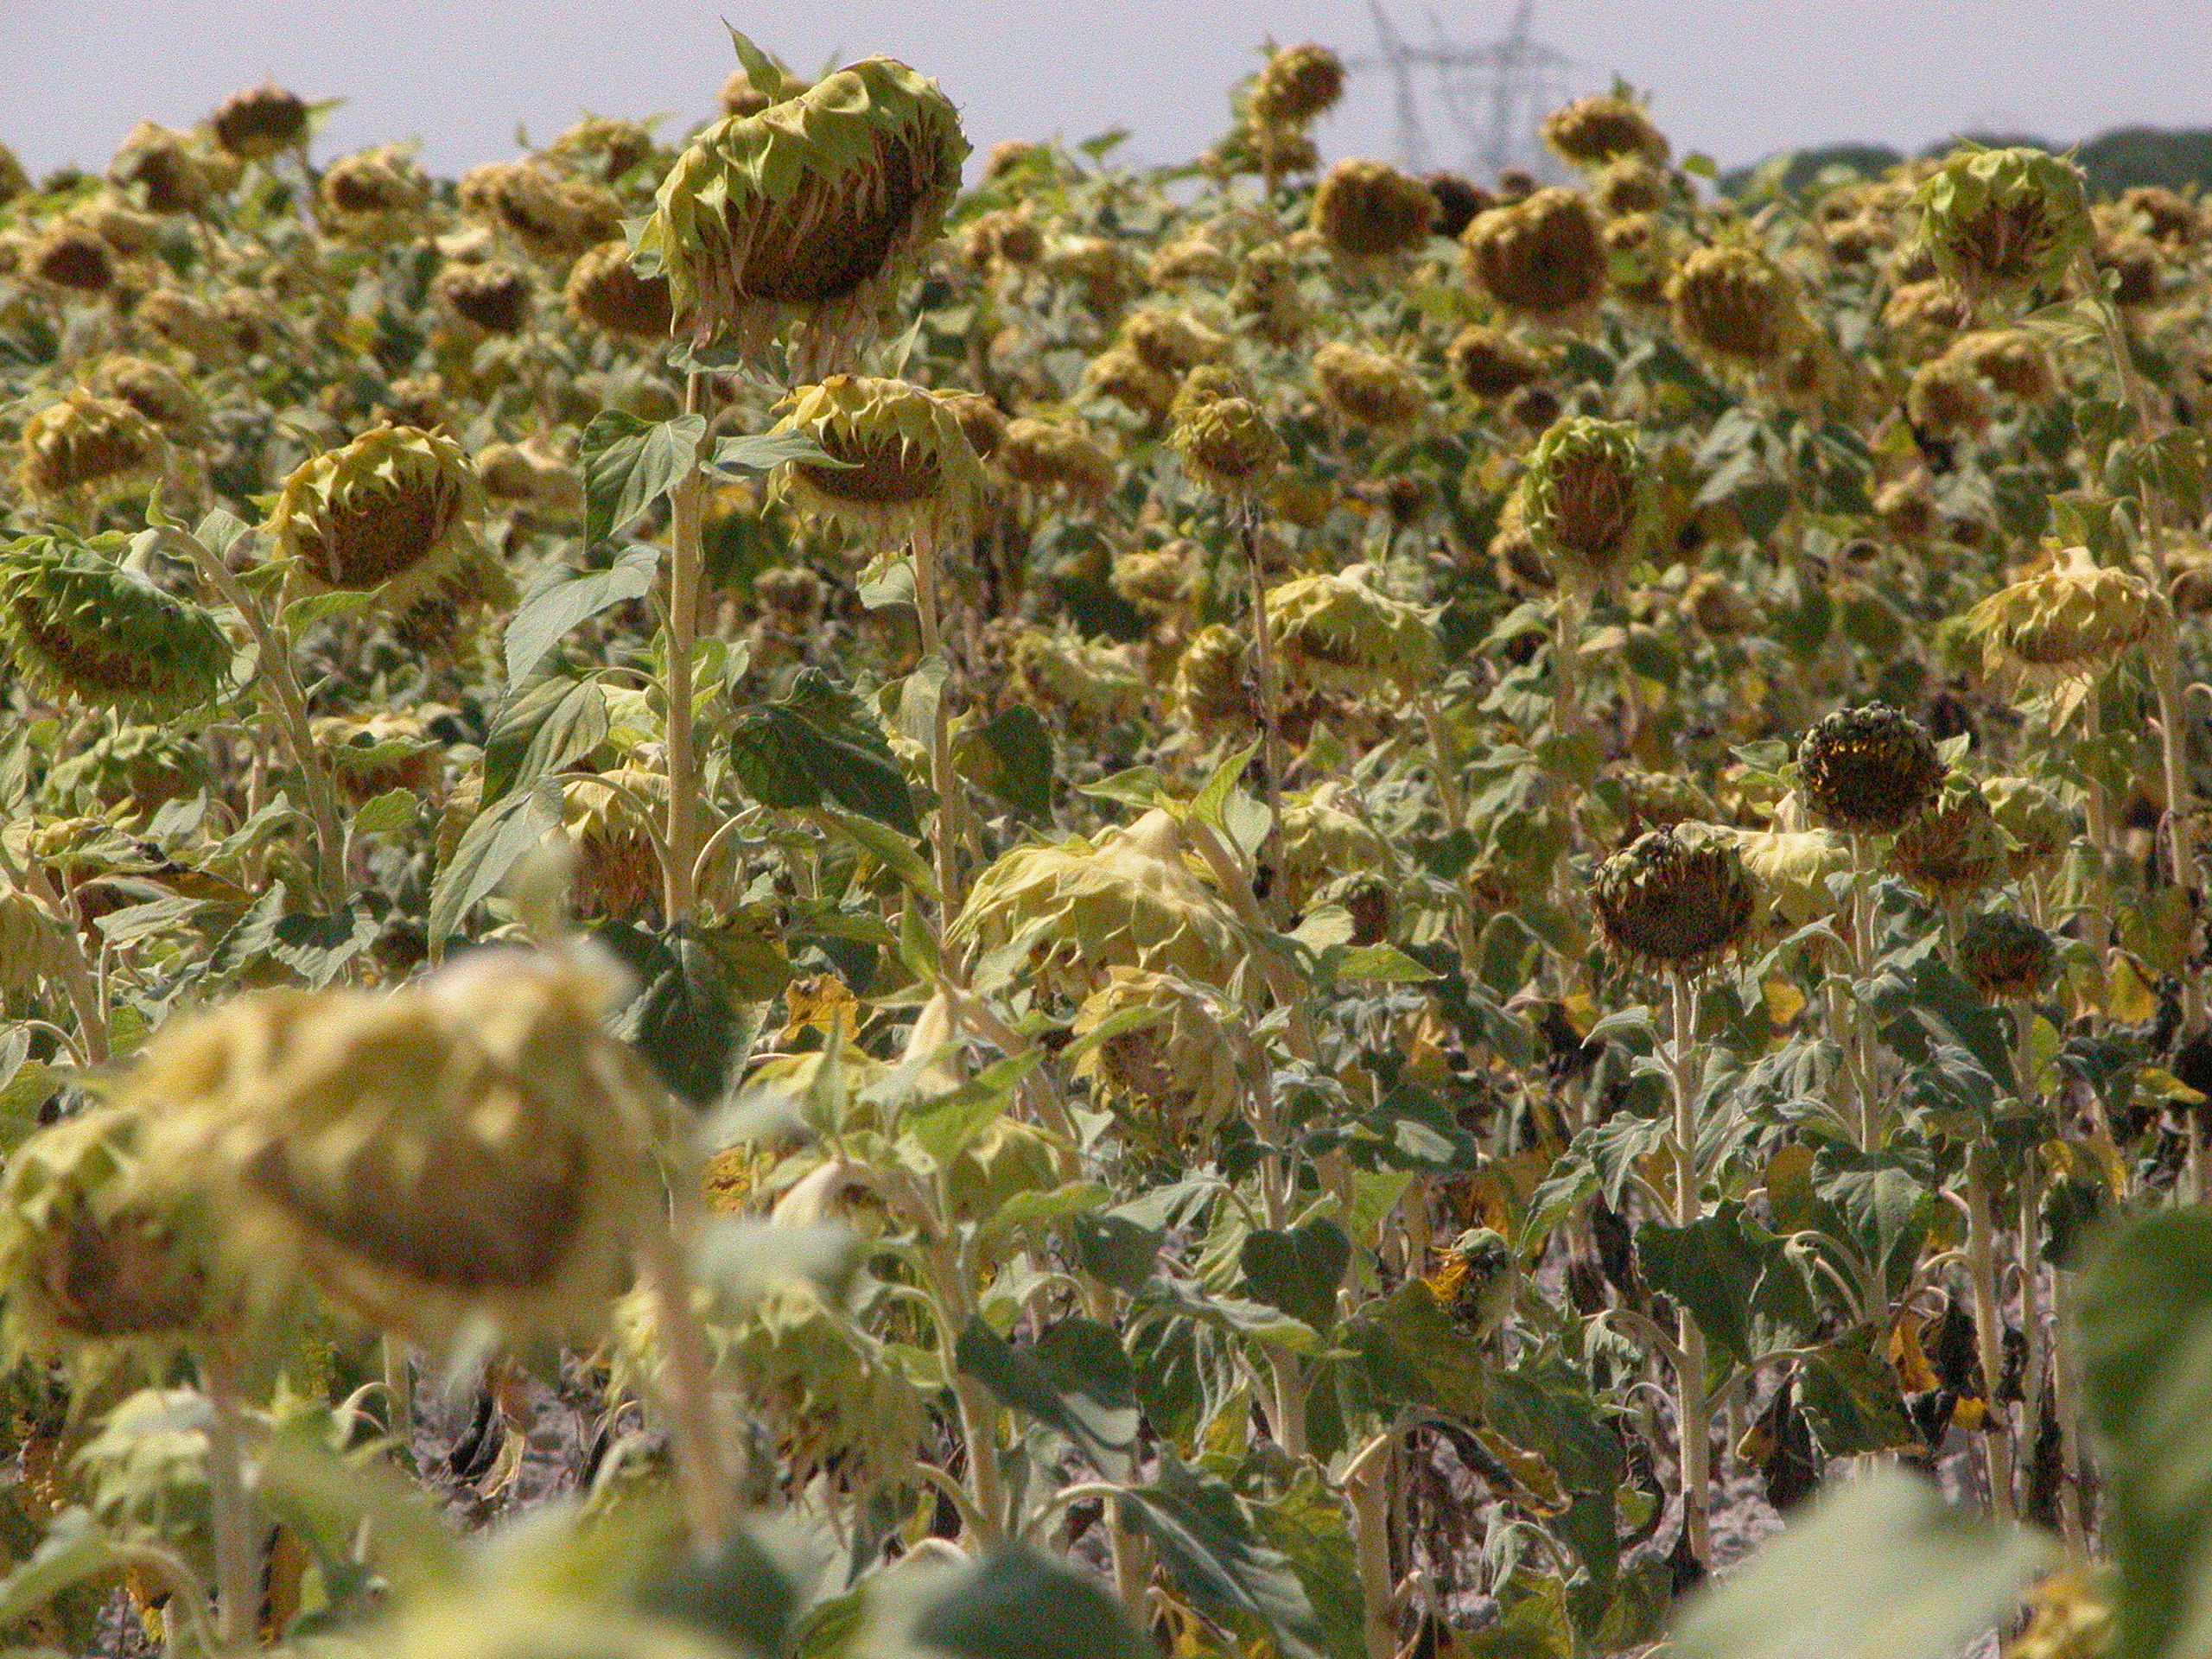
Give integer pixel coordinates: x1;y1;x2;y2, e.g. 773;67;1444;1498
1720;125;2212;199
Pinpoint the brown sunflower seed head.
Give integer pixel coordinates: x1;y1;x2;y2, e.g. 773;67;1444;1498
1957;909;2057;1001
1312;341;1429;434
1462;187;1608;320
27;223;117;294
0;1106;229;1365
128;948;663;1347
432;258;534;334
1542;92;1669;168
642;54;968;370
1312;158;1438;259
319;145;429;240
211;83;310;160
1072;968;1245;1159
1955;328;2057;401
1249;42;1346;127
1516;416;1655;588
564;240;674;337
1915;145;2093;302
1592;822;1754;969
1889;772;2008;901
17;395;166;501
1176;622;1251;730
1669;242;1808;368
271;424;491;607
1797;702;1946;834
1171;392;1285;497
109;121;234;215
1964;556;2169;674
1001;417;1117;501
1424;171;1496;238
770;374;989;559
1906;353;1992;442
1085;345;1179;421
1593;155;1670;216
1447;324;1544;400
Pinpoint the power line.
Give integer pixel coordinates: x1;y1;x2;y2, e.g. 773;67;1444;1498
1350;3;1582;181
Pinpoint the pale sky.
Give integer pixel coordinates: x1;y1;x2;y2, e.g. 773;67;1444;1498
6;1;2208;186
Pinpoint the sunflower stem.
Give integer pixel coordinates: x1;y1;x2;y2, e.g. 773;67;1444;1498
1237;509;1287;920
663;374;708;925
641;1223;734;1554
912;533;965;918
1666;969;1712;1568
1962;1149;2015;1520
199;1349;260;1655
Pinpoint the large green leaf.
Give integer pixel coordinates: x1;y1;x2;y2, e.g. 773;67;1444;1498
595;922;744;1107
1117;1461;1327;1659
582;410;705;551
1238;1219;1351;1333
728;670;917;836
953;704;1055;821
1666;1471;2047;1659
1346;1279;1488;1421
2078;1210;2212;1659
428;783;561;949
503;544;661;686
481;674;610;806
955;1316;1136;1479
907;1545;1155;1659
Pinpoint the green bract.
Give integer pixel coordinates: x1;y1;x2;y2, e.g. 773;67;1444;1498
1514;416;1656;588
1915;145;2094;302
0;533;230;716
639;53;967;367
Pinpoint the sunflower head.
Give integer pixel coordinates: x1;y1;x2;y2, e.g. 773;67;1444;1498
1514;416;1655;588
1957;910;2057;1001
270;424;493;607
1248;42;1346;127
1796;702;1946;835
1669;242;1807;368
1072;968;1245;1160
1542;92;1668;167
768;375;988;560
0;533;229;716
1312;341;1428;434
1312;159;1438;259
1915;145;2093;303
1889;772;2008;902
210;84;310;161
128;949;664;1348
1265;564;1439;699
1591;823;1754;969
18;395;165;503
1461;188;1608;320
1962;556;2169;676
639;52;968;367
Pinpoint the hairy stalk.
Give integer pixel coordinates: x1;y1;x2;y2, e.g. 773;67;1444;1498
199;1350;259;1655
662;374;707;924
170;526;348;911
911;531;965;918
1344;1432;1399;1659
0;837;106;1062
1666;970;1712;1567
1237;509;1288;918
1962;1147;2015;1519
641;1224;733;1554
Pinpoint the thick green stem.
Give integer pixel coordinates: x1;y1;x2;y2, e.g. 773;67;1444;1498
662;376;707;925
1237;511;1288;918
1962;1150;2015;1519
1345;1436;1397;1659
174;530;347;910
641;1226;733;1554
1667;971;1712;1567
200;1352;259;1654
912;534;965;918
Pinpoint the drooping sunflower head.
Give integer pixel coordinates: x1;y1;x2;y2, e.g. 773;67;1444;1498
0;533;230;716
1889;772;2008;902
1962;556;2169;677
317;145;429;241
1072;968;1246;1160
1541;92;1669;168
1446;324;1545;400
128;949;664;1349
1957;909;2058;1002
999;417;1118;503
431;258;535;334
1669;242;1808;369
1248;41;1346;128
1311;341;1429;434
768;374;988;561
1796;702;1946;835
564;240;675;338
1311;158;1438;259
17;394;165;503
639;53;967;367
0;1105;226;1370
1265;564;1439;700
1514;416;1655;588
1914;145;2093;303
270;424;492;607
1461;187;1608;320
210;83;310;161
1591;823;1754;970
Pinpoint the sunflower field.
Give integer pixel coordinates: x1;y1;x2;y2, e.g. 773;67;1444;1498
2;29;2211;1659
